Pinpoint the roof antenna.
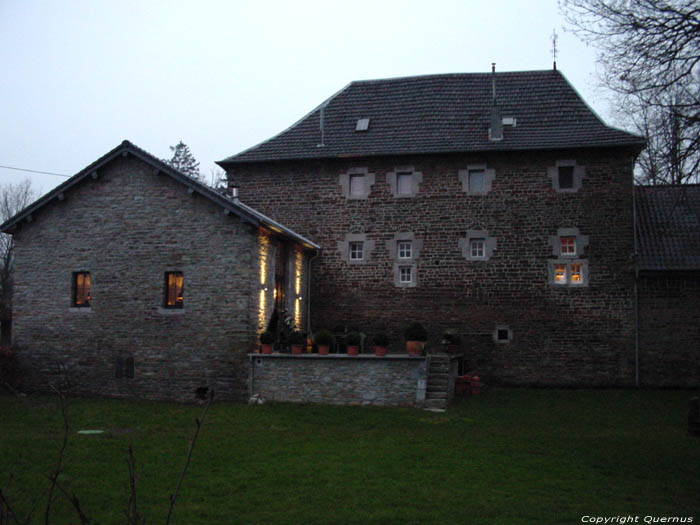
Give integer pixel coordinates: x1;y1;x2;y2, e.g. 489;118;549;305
317;104;326;147
491;62;497;104
489;63;503;141
551;29;558;71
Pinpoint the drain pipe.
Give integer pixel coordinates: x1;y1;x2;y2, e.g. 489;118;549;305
632;181;640;388
306;249;320;335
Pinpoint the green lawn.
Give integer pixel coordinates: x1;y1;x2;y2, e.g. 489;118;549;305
1;389;698;524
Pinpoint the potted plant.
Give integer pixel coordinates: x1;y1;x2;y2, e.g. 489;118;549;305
404;322;427;355
443;329;461;353
314;329;334;355
373;332;389;357
288;330;305;354
260;330;275;354
346;331;361;356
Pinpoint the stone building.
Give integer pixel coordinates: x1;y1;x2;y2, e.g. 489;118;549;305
0;141;318;401
4;69;697;403
219;69;655;387
635;184;700;387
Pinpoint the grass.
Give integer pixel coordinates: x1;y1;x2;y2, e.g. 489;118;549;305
1;389;698;524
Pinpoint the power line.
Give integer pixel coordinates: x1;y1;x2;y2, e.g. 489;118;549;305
0;164;71;178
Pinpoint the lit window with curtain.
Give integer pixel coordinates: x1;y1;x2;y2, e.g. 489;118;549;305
164;272;184;308
72;272;91;307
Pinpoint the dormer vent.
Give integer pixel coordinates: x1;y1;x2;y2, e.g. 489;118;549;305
355;118;370;132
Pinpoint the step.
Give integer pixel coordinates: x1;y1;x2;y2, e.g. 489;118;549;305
426;392;448;400
427;383;448;391
424;399;447;410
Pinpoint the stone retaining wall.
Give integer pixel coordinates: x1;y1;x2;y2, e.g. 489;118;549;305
249;354;427;406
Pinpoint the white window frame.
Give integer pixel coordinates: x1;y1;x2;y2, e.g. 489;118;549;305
552;261;587;287
398;240;412;259
349;241;364;261
470;238;486;259
397;173;413;196
399;266;412;283
560;236;576;256
468;169;486;194
349;174;364;197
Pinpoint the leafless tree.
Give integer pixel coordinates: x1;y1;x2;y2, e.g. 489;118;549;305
1;180;36;345
561;0;700;184
209;166;227;192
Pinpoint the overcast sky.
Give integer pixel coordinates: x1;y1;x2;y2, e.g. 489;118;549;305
0;0;616;197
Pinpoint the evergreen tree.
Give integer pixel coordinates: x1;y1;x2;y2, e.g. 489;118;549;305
164;141;203;183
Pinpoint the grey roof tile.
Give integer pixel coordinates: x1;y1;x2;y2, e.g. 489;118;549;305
220;70;644;164
1;140;319;251
635;185;700;271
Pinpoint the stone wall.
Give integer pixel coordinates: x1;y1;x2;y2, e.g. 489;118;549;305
638;272;700;387
249;354;427;406
11;155;264;402
226;147;638;386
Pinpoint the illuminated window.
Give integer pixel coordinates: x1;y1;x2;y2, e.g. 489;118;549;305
72;272;91;307
561;237;576;256
469;170;486;193
397;173;412;195
554;264;567;284
470;239;486;258
570;263;583;284
558;166;574;189
349;241;364;261
398;241;412;259
349;174;364;197
164;272;184;308
399;266;412;283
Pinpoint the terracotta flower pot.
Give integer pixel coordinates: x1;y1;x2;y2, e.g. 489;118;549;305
318;345;330;355
291;344;303;355
261;344;273;354
347;345;360;356
406;340;425;355
374;346;387;357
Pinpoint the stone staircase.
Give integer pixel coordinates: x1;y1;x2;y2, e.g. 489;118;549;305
424;354;450;410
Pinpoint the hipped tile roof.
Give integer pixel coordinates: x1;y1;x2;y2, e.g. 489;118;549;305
220;69;644;164
635;184;700;271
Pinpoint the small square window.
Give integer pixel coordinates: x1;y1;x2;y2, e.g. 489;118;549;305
164;272;184;308
397;173;412;195
469;170;486;193
470;239;486;258
497;329;509;341
349;241;364;261
349;174;364;197
561;236;576;256
399;266;412;283
398;241;412;259
570;263;583;284
72;272;91;307
554;264;567;284
558;166;574;189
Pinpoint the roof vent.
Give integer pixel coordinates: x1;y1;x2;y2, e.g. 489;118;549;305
355;118;370;132
502;117;516;127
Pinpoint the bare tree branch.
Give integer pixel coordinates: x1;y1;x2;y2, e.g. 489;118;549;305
165;390;214;525
561;0;700;184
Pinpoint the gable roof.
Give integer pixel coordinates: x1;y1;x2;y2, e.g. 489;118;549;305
635;184;700;271
219;69;645;165
0;140;319;251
